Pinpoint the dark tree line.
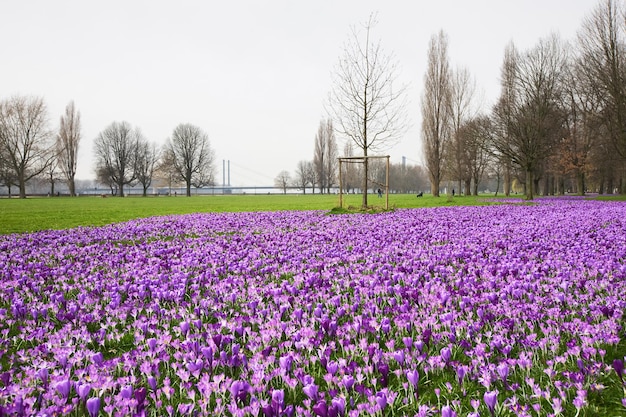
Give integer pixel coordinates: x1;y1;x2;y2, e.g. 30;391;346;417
422;0;626;198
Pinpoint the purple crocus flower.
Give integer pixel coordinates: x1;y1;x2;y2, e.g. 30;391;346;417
331;396;346;415
303;382;319;401
230;380;250;403
312;400;328;417
393;350;405;366
77;383;91;400
120;385;133;399
180;321;190;336
484;390;498;416
375;391;387;410
37;368;49;388
146;338;157;351
92;352;103;366
279;355;293;372
497;363;509;385
441;346;452;363
342;375;354;390
613;359;624;381
326;361;339;375
456;365;467;385
271;389;284;415
56;379;71;399
406;369;419;387
86;397;100;417
402;337;413;350
441;405;457;417
422;327;432;347
147;376;157;391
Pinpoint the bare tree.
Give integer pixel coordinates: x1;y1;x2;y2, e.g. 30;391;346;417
324;122;339;194
96;164;118;195
421;31;453;197
341;141;359;193
135;135;160;196
313;121;327;193
44;156;61;196
165;123;215;197
155;146;179;196
492;36;568;199
313;119;339;194
0;96;54;198
0;145;18;196
56;101;81;196
294;160;315;194
388;162;428;194
578;0;626;160
274;170;291;194
554;54;604;195
459;115;493;195
94;121;140;197
328;13;408;207
447;67;478;195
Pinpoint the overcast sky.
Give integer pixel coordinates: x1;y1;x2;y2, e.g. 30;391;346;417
2;0;595;186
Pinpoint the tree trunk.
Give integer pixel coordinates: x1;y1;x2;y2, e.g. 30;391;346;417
362;156;369;207
464;178;471;196
18;173;26;198
69;179;76;197
504;165;511;197
117;180;125;197
525;168;534;200
430;171;440;197
494;172;500;197
186;181;192;197
577;171;585;196
599;176;605;194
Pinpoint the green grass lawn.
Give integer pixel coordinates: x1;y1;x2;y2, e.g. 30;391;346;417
1;192;623;235
0;193;489;234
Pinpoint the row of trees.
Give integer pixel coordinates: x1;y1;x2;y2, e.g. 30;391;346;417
276;130;428;195
0;94;217;198
94;122;215;197
275;119;341;194
422;0;626;199
0;97;81;198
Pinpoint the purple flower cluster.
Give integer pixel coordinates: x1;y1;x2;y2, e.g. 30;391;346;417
1;200;625;416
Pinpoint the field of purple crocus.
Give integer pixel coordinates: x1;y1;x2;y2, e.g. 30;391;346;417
1;199;626;416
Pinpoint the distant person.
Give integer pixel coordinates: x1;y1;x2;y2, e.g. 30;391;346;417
452;188;455;197
377;188;382;198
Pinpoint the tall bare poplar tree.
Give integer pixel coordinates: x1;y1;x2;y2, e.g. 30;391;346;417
164;123;215;197
313;119;338;194
421;30;452;197
56;101;81;196
447;66;478;194
0;95;54;198
328;14;408;207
